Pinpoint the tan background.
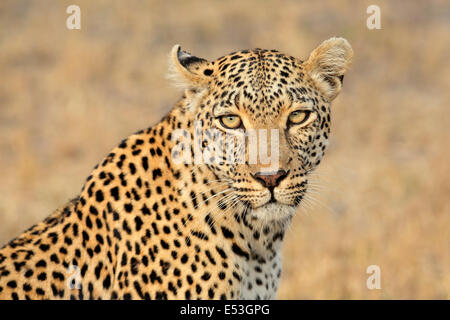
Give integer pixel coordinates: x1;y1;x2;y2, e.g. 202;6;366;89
0;0;449;299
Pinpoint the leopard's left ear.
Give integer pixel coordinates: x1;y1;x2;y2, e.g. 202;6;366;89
167;45;213;90
303;37;353;101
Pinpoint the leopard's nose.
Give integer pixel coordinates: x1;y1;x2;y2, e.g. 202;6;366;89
253;170;288;188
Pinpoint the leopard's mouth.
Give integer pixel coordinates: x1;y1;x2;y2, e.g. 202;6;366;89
262;187;307;208
231;179;307;213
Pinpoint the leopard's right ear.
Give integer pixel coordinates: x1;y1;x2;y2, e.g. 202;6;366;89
167;45;214;90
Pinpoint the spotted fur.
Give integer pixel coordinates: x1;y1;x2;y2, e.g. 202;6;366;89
0;38;352;300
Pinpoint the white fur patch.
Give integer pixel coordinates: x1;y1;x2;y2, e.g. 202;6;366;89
250;203;296;222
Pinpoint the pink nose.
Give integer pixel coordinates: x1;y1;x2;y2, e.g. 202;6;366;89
253;170;288;188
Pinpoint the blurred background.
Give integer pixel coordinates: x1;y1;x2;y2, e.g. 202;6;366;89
0;0;449;299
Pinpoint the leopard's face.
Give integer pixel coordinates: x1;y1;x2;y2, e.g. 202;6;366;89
170;39;352;221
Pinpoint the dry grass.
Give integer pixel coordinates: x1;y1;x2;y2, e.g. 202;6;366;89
0;0;449;299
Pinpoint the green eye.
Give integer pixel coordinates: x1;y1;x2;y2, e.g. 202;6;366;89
288;110;311;125
219;115;242;129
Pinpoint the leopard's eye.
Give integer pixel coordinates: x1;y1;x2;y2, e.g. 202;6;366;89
288;110;311;125
219;115;242;129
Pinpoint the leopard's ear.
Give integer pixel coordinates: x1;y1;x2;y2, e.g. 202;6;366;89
303;37;353;101
167;45;213;90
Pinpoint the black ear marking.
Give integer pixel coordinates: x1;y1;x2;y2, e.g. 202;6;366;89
177;47;207;69
338;75;344;84
203;69;213;76
323;75;337;88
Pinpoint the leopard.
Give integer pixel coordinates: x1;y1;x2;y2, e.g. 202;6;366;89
0;37;353;300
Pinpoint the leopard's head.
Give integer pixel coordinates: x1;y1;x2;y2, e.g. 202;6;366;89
169;38;353;221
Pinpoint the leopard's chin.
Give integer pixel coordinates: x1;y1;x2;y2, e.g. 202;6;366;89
249;202;297;222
